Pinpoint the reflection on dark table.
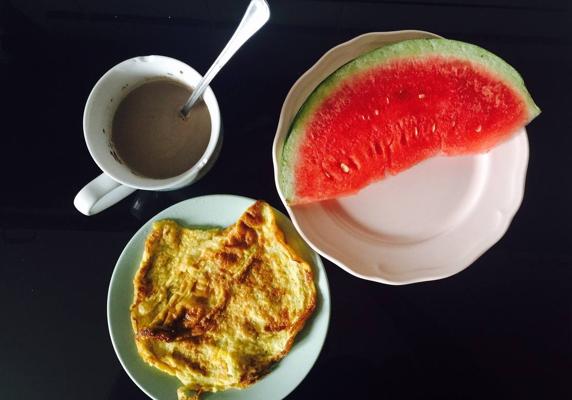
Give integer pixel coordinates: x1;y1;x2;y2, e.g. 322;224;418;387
1;0;571;399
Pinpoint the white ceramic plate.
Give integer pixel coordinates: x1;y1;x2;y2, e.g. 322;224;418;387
272;31;529;285
107;195;330;400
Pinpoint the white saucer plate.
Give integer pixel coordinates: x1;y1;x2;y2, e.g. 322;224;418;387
107;195;330;399
272;31;529;284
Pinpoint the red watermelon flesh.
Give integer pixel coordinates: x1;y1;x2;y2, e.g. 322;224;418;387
280;39;540;205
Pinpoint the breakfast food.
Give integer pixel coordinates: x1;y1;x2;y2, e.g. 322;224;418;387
280;38;540;204
130;201;316;399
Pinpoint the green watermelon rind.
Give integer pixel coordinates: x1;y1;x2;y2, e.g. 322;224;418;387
280;38;541;203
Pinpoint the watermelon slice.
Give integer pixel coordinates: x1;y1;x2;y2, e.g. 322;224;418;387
280;38;540;205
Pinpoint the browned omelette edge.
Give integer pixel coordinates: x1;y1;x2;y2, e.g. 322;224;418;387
261;202;317;358
235;201;317;387
130;224;182;375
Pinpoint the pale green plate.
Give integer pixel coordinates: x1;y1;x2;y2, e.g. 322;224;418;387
107;194;330;400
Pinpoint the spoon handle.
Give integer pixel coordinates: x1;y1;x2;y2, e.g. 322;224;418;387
180;0;270;116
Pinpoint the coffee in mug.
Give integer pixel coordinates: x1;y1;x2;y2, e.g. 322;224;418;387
111;79;211;179
74;55;222;216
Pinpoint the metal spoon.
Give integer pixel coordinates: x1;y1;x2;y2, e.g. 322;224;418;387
180;0;270;117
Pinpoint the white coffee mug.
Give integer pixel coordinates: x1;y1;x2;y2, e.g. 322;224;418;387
74;55;221;216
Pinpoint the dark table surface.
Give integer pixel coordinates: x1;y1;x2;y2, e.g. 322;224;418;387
1;0;571;399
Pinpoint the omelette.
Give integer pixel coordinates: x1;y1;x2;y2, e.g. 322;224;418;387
130;201;317;399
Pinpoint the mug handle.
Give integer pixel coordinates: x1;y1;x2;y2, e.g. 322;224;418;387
74;173;136;216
